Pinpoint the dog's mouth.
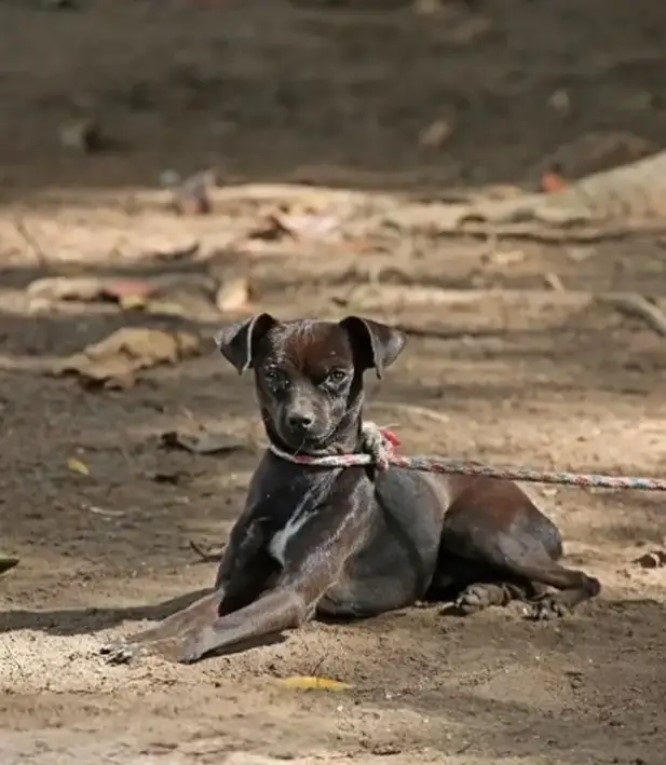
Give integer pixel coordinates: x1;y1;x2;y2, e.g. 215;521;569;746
262;405;358;457
276;424;343;457
282;435;336;457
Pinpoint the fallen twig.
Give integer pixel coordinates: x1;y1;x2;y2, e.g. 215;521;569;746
601;293;666;337
15;218;49;266
189;540;225;563
410;220;666;243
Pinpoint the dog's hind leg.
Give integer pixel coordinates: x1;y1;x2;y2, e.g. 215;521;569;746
439;481;601;619
506;559;600;620
446;545;599;619
455;581;546;615
430;552;548;614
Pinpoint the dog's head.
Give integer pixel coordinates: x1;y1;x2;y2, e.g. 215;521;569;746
215;315;406;454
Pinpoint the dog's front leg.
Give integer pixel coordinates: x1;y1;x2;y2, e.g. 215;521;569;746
102;587;226;664
102;515;272;664
171;500;365;663
174;581;313;664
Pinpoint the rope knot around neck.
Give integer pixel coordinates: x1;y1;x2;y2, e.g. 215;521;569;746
267;421;399;471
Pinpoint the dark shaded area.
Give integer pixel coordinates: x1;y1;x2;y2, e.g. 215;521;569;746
0;588;211;636
0;0;664;200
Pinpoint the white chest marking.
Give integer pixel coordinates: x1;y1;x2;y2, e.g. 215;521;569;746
269;512;311;565
267;472;338;566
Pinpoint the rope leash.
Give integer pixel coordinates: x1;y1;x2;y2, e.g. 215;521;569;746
268;422;666;492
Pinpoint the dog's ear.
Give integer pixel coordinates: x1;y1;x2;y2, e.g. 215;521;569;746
339;316;406;379
214;313;277;374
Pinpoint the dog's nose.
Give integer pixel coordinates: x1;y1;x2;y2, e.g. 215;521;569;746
287;412;314;431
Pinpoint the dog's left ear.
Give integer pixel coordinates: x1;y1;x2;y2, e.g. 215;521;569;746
339;316;406;379
215;313;277;374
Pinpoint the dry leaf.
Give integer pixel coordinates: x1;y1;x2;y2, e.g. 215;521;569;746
118;294;149;311
216;278;252;312
26;276;158;305
248;214;297;242
160;430;246;455
105;280;157;302
27;276;106;302
152;242;201;262
51;328;201;389
279;213;340;239
0;555;19;576
488;249;527;266
248;211;340;243
275;676;352;691
67;457;90;476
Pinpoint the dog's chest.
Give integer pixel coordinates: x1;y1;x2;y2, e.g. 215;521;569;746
259;474;337;566
269;511;311;565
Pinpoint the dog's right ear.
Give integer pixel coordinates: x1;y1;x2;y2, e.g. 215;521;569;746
214;313;277;374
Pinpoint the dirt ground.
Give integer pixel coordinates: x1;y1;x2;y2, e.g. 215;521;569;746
1;1;665;763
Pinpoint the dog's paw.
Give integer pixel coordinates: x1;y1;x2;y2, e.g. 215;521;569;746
175;641;204;665
101;637;192;665
100;640;145;665
100;627;212;665
529;596;570;621
173;626;216;664
455;584;496;615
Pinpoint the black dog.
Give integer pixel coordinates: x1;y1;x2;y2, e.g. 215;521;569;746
103;315;600;664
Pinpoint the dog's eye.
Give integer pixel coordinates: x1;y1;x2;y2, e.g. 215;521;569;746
326;369;347;385
264;367;288;389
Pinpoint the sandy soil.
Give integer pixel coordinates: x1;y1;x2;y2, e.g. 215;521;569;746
0;1;665;763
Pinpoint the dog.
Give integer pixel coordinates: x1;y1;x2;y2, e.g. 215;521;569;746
102;314;600;664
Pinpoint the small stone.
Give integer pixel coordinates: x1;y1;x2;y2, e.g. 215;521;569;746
633;550;666;569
